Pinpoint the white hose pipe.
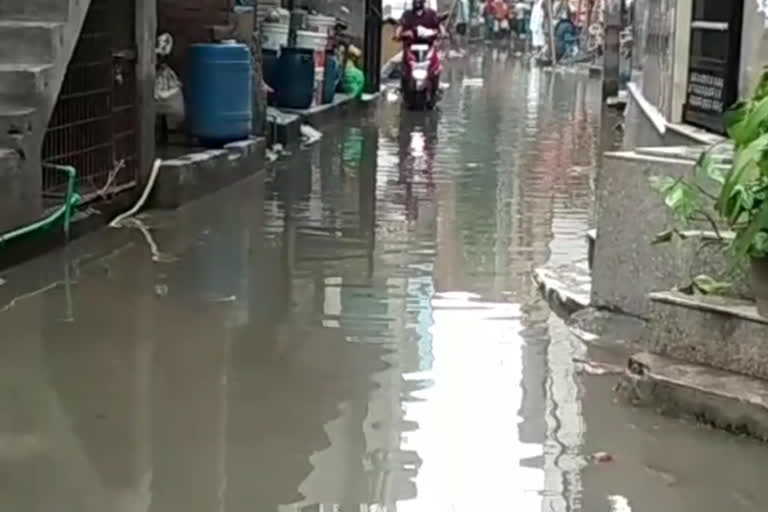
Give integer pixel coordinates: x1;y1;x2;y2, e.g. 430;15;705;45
110;158;163;228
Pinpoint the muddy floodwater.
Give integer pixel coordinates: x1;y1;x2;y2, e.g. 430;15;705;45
1;54;768;511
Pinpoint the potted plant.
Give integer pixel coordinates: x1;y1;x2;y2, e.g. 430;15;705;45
652;71;768;315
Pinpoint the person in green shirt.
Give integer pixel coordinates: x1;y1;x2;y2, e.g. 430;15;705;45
343;45;366;99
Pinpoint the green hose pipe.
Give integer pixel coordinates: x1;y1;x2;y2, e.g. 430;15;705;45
0;164;80;245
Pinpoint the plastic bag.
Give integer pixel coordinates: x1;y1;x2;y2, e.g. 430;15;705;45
343;63;365;99
155;64;184;128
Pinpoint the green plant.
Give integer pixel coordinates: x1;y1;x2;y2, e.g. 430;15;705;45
652;71;768;268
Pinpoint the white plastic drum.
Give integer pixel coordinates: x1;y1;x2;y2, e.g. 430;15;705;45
295;29;328;67
306;14;336;35
295;29;328;51
261;23;289;51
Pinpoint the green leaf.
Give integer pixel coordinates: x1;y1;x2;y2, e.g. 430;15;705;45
751;231;768;258
665;182;701;220
725;102;749;141
649;175;678;193
731;200;768;264
696;151;727;185
725;184;755;225
692;274;732;295
728;96;768;147
755;70;768;100
719;133;768;216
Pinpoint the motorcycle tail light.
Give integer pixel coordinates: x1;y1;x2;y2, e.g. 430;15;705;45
429;50;440;72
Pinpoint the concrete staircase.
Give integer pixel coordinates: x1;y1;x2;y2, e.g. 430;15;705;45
0;0;91;232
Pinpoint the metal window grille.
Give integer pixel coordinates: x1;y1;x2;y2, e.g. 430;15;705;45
42;0;137;205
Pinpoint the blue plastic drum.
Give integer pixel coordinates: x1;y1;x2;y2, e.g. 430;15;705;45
275;47;315;110
186;42;252;146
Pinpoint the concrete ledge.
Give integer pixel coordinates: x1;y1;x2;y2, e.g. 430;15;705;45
151;137;266;209
569;307;648;353
280;93;356;127
266;107;301;148
620;351;768;441
0;188;136;272
650;290;766;324
280;93;380;129
593;150;698;317
667;122;723;146
634;145;712;161
592;146;745;316
606;90;628;109
647;291;768;380
623;82;726;149
533;265;591;315
627;82;667;136
269;93;380;148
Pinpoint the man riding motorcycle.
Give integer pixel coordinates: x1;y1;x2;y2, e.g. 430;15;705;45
397;0;443;39
395;0;445;107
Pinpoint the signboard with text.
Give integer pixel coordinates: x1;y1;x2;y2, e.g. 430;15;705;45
682;0;744;134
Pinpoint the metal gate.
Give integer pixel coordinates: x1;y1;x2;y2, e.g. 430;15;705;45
42;0;138;205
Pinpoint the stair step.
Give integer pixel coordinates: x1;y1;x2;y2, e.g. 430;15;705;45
0;147;33;234
0;148;21;175
0;21;63;65
0;0;69;21
647;290;768;381
0;64;53;105
0;147;20;160
620;351;768;442
0;103;36;151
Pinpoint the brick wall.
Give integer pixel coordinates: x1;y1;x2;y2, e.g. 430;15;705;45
157;0;264;135
158;0;244;76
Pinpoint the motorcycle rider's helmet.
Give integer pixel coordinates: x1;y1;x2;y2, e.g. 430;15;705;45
412;0;425;12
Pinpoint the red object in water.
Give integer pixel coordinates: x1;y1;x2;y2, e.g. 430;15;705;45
592;452;614;463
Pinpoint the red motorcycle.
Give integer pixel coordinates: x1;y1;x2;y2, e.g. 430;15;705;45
398;25;442;110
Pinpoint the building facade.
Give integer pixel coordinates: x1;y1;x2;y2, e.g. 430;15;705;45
626;0;768;147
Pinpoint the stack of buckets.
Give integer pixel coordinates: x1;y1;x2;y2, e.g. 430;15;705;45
262;20;289;52
260;13;337;108
261;10;290;107
297;14;336;105
257;0;282;24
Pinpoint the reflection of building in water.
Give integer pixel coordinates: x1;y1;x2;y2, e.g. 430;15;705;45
536;72;597;512
0;252;154;512
540;315;586;512
517;69;598;512
274;125;426;510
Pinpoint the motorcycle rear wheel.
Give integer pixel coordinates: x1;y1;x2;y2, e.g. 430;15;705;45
405;89;430;111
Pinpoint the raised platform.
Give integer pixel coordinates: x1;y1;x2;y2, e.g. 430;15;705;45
620;351;768;441
623;81;723;150
533;264;591;315
151;137;266;209
592;147;739;317
280;93;362;127
647;290;768;380
266;107;301;148
267;93;380;148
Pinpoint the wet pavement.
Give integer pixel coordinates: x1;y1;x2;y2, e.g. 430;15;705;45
2;53;768;511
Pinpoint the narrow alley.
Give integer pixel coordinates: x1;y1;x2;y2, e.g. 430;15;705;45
1;56;767;511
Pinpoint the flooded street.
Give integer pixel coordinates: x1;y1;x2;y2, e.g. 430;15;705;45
2;55;768;511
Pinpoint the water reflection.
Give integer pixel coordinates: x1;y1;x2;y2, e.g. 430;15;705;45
267;60;598;510
0;55;768;512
